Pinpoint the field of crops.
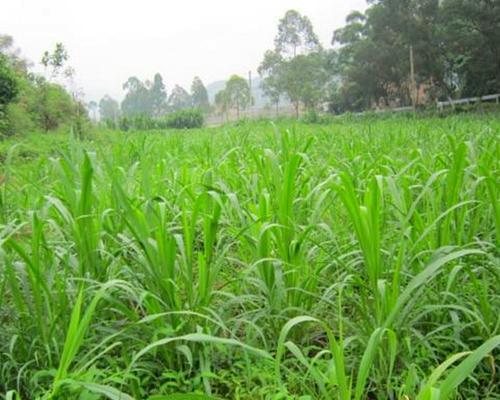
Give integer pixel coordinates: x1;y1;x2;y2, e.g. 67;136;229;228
0;115;499;399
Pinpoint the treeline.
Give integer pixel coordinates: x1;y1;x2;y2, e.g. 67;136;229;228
97;75;210;128
260;1;500;114
0;36;87;136
99;73;255;129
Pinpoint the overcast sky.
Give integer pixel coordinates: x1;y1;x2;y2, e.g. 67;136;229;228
1;0;367;102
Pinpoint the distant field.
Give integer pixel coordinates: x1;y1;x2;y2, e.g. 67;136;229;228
0;115;499;399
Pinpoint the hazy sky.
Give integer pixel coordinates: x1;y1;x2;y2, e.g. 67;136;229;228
1;0;367;102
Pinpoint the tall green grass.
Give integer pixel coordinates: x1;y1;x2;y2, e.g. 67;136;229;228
0;115;498;399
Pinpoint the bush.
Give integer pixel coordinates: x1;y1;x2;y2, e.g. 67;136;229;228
163;109;204;129
301;110;335;124
118;109;204;131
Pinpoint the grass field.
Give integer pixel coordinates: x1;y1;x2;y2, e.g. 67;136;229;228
0;114;499;399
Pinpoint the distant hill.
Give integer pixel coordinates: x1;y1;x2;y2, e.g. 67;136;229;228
206;76;275;109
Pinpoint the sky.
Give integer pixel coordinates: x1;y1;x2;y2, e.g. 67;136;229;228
1;0;367;103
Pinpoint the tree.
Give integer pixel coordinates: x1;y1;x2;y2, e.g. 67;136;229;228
150;73;167;117
440;0;500;96
0;34;30;72
37;43;87;133
41;43;69;79
99;95;120;123
275;10;321;58
329;0;500;111
214;89;230;120
0;35;80;134
168;85;191;111
121;76;151;116
0;53;19;134
224;75;252;119
282;52;328;116
259;10;326;117
31;76;75;132
0;54;18;108
190;76;209;111
258;50;284;112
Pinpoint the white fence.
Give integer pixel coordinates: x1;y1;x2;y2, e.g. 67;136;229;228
204;94;500;126
437;93;500;110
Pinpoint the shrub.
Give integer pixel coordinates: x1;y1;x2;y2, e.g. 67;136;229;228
163;109;204;129
117;109;204;131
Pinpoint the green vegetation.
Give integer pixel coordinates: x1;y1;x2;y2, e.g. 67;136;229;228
214;75;253;119
118;74;210;120
0;114;498;399
0;38;87;137
260;2;500;114
0;2;499;399
117;109;204;131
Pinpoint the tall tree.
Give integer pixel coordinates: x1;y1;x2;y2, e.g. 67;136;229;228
224;75;252;119
41;43;69;79
214;88;230;119
259;10;326;116
150;73;167;117
190;76;209;111
275;9;321;58
99;95;120;122
281;52;328;116
330;0;500;111
258;50;284;111
168;85;191;111
440;0;500;96
121;76;151;116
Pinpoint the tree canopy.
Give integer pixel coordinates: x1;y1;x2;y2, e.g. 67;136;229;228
259;9;327;116
216;75;252;118
330;0;500;111
0;36;85;135
190;76;209;111
168;84;191;111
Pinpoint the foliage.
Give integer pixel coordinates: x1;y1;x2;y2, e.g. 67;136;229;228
30;77;76;132
215;75;252;118
0;54;18;108
190;76;210;112
41;42;69;79
0;54;19;135
330;0;500;111
0;36;85;135
274;9;321;58
163;108;204;129
121;76;152;117
168;84;191;111
118;108;204;130
99;95;120;125
259;10;327;116
150;73;168;117
0;115;498;399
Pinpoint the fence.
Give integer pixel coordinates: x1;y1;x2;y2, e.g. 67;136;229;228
437;93;500;110
204;93;500;126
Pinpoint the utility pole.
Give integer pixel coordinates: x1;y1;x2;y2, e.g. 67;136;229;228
410;45;417;111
